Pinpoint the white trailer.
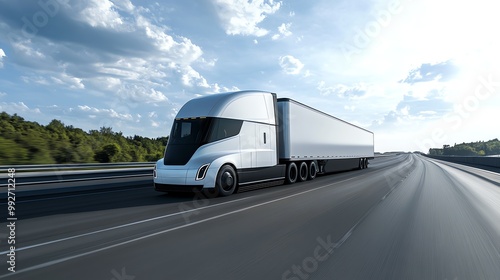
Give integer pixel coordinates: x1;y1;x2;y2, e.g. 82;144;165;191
154;90;374;196
277;98;374;183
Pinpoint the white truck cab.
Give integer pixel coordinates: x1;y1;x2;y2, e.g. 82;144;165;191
154;90;280;196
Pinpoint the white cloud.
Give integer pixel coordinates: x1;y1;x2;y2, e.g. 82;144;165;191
94;59;146;81
420;111;436;115
51;73;85;89
344;105;356;111
213;83;240;93
79;0;127;29
22;75;50;86
181;66;210;88
91;77;122;91
117;85;169;103
174;64;239;93
317;82;368;98
278;22;292;36
112;0;135;12
0;102;41;114
399;106;410;116
151;120;160;127
77;105;133;121
12;40;45;59
213;0;282;37
21;73;85;89
272;22;292;40
279;55;303;75
199;57;218;68
0;48;5;68
136;17;203;66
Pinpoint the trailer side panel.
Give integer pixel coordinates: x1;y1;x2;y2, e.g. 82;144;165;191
278;99;374;161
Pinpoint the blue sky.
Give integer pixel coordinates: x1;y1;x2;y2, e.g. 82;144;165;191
0;0;499;152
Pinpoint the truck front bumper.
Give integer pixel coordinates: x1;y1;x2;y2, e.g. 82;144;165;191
153;161;217;192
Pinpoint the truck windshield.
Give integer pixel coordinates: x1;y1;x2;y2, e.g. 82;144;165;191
164;117;243;165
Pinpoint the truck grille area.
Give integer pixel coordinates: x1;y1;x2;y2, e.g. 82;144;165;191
163;144;198;165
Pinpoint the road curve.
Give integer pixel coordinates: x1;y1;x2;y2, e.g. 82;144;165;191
1;154;499;279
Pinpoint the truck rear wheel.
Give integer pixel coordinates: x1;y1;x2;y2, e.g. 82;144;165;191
216;165;237;196
309;161;317;180
286;162;298;184
298;162;308;182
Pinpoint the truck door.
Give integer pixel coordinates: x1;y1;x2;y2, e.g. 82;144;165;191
256;125;274;167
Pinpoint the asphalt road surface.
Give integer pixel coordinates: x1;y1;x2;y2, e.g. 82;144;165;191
1;154;499;279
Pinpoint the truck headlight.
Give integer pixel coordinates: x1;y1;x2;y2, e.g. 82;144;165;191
196;163;210;181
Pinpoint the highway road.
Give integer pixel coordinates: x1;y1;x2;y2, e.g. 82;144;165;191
1;154;500;279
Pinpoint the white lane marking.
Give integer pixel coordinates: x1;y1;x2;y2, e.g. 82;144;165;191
0;196;253;255
1;177;357;277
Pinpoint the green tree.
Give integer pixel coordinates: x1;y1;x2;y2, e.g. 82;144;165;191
0;112;171;164
0;137;29;164
94;143;120;163
428;148;443;155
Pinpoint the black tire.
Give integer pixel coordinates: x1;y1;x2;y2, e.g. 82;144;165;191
298;161;308;182
286;162;298;184
309;161;317;180
215;165;237;196
364;158;368;169
358;158;364;170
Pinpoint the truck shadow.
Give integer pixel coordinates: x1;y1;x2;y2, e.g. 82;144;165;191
15;185;220;220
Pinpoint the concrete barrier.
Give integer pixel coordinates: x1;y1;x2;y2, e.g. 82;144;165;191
425;155;500;169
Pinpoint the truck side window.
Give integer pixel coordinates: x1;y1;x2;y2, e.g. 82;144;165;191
207;118;243;143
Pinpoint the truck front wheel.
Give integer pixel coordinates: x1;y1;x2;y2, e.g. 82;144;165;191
216;165;237;196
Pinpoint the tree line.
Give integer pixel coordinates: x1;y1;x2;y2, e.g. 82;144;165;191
0;112;168;165
428;139;500;156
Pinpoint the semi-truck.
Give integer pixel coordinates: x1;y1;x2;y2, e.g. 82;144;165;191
154;90;374;196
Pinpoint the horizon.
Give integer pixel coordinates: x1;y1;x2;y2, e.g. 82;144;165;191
1;0;499;153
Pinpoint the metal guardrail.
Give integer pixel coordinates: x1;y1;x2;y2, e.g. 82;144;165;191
0;163;155;187
0;162;155;171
